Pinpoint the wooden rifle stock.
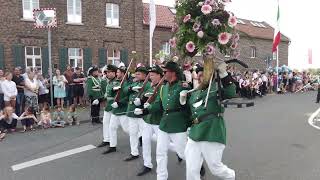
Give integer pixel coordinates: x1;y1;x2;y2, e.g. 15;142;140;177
146;76;166;103
114;58;134;102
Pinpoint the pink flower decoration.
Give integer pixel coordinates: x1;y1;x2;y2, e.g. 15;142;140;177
183;14;191;23
197;31;204;38
169;37;177;48
201;5;213;15
228;15;237;27
233;33;240;42
218;32;231;45
204;0;214;5
186;41;196;53
211;19;221;26
231;42;238;49
193;22;201;32
205;44;216;55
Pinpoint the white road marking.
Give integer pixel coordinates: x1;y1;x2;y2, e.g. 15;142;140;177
11;145;96;171
307;107;320;130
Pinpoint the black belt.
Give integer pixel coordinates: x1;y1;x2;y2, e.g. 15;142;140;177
164;108;183;114
192;112;223;124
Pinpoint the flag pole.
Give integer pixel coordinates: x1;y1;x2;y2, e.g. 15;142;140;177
276;48;279;92
150;30;153;67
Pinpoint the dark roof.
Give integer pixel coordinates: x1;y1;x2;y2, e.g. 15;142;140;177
143;3;290;42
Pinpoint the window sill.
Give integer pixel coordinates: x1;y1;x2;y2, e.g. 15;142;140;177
105;25;121;29
250;57;256;59
66;22;84;26
21;18;35;22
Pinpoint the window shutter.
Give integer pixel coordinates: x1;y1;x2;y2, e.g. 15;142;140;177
120;48;128;66
59;48;68;72
0;44;4;69
12;45;25;68
98;48;106;66
83;48;92;72
42;47;49;76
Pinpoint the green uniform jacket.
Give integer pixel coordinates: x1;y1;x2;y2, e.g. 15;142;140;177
188;82;236;145
123;81;151;118
104;78;117;112
111;81;129;115
148;80;191;133
87;76;103;100
143;84;162;125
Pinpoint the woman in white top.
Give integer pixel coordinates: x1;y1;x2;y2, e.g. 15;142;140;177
1;72;17;108
24;71;40;114
53;69;68;108
0;69;5;110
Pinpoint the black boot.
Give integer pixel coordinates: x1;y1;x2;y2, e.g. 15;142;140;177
177;154;183;163
97;142;109;148
124;154;139;161
137;166;152;176
102;147;116;154
200;165;206;177
139;136;143;147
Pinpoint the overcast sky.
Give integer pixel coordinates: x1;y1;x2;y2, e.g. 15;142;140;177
143;0;319;70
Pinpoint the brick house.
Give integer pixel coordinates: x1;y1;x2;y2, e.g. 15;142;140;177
143;4;291;70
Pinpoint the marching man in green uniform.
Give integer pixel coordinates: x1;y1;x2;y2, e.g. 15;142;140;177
97;65;118;148
180;63;236;180
134;65;164;176
143;61;191;180
121;66;151;161
86;66;103;124
103;65;130;154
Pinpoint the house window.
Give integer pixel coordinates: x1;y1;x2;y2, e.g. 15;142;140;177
106;3;119;27
162;42;170;55
25;46;42;73
22;0;39;20
67;0;82;23
250;47;256;58
68;48;83;70
107;49;121;66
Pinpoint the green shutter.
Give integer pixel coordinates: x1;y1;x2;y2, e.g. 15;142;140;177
98;48;106;66
120;48;129;66
0;44;4;69
12;45;25;68
42;47;49;76
59;48;68;72
83;48;92;72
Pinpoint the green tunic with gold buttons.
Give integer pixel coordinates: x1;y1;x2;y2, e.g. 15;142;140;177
148;80;191;133
111;80;129;115
87;76;103;100
104;78;117;112
187;81;236;145
123;81;151;118
143;84;162;125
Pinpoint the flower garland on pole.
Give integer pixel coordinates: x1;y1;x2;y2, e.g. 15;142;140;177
170;0;240;88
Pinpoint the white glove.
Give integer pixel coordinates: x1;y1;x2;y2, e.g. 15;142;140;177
144;102;151;109
133;98;141;106
217;62;228;78
132;86;142;92
113;86;121;91
92;99;99;105
144;92;153;98
111;102;119;109
134;108;143;115
179;90;188;105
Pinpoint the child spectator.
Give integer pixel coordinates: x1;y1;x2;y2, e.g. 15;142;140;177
38;103;52;129
20;107;38;132
0;106;18;132
52;106;65;127
67;104;79;126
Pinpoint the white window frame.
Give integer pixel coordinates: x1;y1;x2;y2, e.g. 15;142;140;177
106;3;120;27
250;47;256;58
25;46;42;73
22;0;39;20
68;48;83;70
67;0;82;23
107;49;121;66
162;42;171;55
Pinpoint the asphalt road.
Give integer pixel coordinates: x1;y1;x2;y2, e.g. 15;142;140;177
1;91;320;180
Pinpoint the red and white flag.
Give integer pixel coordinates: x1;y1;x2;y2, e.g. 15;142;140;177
272;0;281;53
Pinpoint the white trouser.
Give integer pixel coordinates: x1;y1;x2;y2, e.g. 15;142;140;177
156;130;187;180
102;111;112;142
128;117;144;156
185;138;235;180
142;121;159;168
109;114;129;147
